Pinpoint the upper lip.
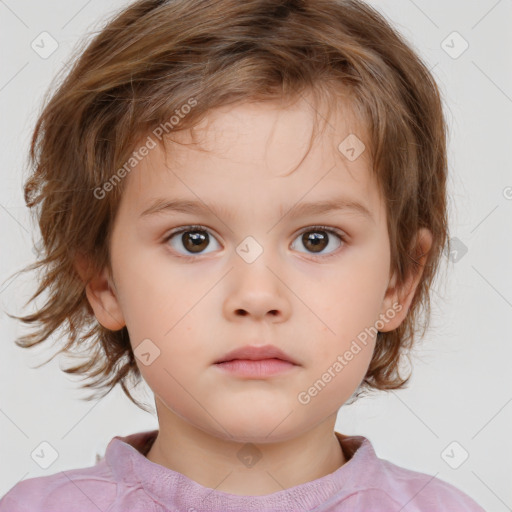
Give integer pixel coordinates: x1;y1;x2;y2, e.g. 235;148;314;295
214;344;299;365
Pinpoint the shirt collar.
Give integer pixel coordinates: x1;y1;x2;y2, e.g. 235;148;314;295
105;429;379;511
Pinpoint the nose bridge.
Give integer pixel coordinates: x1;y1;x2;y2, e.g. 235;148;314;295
223;233;290;320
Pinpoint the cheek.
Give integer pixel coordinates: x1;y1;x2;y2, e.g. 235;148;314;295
303;254;388;392
129;306;210;408
113;246;199;338
314;257;388;336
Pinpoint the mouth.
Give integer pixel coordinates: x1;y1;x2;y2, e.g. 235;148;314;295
213;344;300;378
214;358;298;378
214;344;299;365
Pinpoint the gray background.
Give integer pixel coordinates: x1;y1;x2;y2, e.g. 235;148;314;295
1;1;511;509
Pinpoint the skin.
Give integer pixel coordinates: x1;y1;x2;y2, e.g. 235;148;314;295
81;92;432;496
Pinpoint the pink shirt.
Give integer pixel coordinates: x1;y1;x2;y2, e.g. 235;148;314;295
0;429;485;511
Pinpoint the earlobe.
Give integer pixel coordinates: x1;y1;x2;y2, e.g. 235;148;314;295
75;254;126;331
379;228;433;332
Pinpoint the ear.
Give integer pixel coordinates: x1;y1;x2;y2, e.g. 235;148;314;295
75;253;126;331
378;228;433;332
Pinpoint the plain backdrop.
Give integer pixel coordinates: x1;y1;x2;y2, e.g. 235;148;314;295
1;1;511;510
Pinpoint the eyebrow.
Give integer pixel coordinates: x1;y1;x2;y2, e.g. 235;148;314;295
139;196;374;223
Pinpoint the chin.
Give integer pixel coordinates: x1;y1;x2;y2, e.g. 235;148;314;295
203;413;301;445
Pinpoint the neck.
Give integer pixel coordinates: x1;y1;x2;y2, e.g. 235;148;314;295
145;402;346;496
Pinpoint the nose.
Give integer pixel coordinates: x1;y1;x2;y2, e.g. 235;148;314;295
223;258;291;323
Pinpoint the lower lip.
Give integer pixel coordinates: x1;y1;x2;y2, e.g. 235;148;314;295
214;358;297;377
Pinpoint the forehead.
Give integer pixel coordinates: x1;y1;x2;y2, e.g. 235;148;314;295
119;93;384;225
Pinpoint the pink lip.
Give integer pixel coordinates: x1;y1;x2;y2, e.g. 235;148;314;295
215;358;297;378
213;344;300;378
214;344;299;365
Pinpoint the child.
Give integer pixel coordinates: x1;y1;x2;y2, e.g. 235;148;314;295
0;0;486;510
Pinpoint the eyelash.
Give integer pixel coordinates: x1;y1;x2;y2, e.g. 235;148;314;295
162;224;347;261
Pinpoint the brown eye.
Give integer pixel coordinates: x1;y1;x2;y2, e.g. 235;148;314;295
302;231;328;253
165;225;221;256
291;227;344;258
182;230;209;253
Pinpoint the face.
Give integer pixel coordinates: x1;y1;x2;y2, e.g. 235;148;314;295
89;93;415;443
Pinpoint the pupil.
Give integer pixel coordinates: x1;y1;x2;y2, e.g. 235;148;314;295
183;230;208;253
304;231;327;253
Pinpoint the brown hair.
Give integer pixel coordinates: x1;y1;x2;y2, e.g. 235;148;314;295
8;0;449;411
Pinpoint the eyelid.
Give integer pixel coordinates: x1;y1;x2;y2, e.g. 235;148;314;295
296;224;347;238
163;224;348;239
163;224;216;239
162;224;221;246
